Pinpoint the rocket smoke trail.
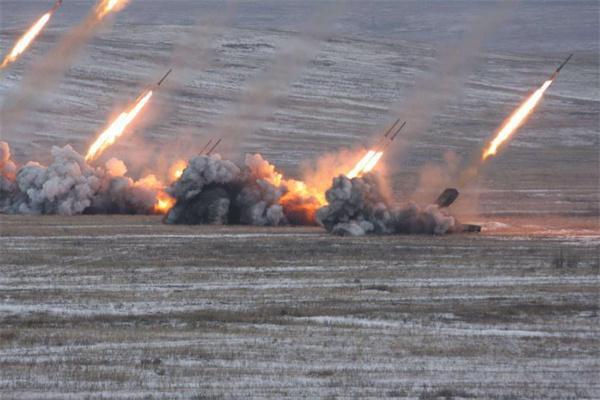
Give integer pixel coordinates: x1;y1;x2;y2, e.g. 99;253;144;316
0;1;63;69
1;0;130;139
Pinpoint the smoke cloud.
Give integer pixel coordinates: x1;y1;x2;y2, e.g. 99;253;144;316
0;142;18;209
316;173;472;236
165;153;320;226
0;141;160;215
385;2;514;167
202;3;343;158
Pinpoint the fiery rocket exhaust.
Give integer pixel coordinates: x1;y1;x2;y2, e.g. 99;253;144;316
0;1;63;69
481;79;553;161
85;69;171;162
95;0;129;20
85;90;153;162
346;150;377;179
346;120;406;178
481;55;572;161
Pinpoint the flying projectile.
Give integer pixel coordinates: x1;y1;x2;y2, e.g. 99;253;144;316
549;54;572;80
206;138;222;155
200;138;213;154
157;68;172;86
51;0;63;12
130;69;171;103
389;121;406;141
383;118;401;138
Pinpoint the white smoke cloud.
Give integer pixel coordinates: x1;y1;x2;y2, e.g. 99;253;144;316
0;142;160;215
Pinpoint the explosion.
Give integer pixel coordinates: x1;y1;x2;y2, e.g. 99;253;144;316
0;0;62;69
154;191;176;213
164;153;326;226
85;90;153;162
0;142;166;215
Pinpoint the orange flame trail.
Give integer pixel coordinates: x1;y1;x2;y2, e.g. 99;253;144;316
482;79;553;161
85;89;153;162
94;0;129;20
1;11;54;69
346;150;384;178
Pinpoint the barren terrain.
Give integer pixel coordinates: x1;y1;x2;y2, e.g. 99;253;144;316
1;215;598;399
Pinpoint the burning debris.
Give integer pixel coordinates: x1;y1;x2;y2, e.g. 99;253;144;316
0;0;62;69
316;173;479;236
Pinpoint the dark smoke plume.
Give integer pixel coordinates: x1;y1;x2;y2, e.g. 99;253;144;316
316;173;466;236
165;153;321;226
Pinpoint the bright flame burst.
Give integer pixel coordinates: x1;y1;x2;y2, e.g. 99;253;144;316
346;150;384;179
154;191;176;213
168;159;187;182
95;0;128;19
261;166;326;224
0;12;53;69
482;79;554;161
85;90;153;162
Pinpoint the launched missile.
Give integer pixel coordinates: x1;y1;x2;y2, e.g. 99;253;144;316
200;138;213;154
206;138;222;155
480;54;573;162
550;54;572;80
390;121;407;141
380;120;406;150
383;118;401;138
52;0;63;12
85;69;172;162
157;68;172;86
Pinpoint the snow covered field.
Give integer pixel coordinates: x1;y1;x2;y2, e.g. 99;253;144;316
0;215;598;398
0;1;598;398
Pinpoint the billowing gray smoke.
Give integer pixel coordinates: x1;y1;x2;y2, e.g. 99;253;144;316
316;173;463;236
165;153;299;226
0;142;159;215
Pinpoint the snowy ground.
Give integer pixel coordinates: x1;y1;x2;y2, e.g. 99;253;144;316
0;1;599;398
0;215;598;398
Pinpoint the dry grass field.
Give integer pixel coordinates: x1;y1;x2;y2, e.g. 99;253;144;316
0;215;598;399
